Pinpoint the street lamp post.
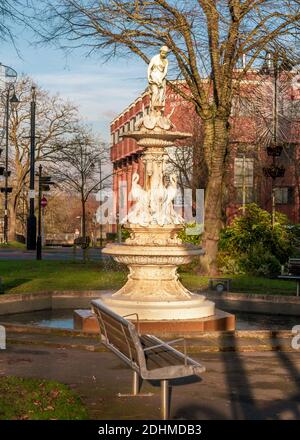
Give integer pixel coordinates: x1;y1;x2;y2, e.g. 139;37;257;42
3;88;19;243
3;88;10;244
261;52;286;227
27;86;37;250
99;158;103;248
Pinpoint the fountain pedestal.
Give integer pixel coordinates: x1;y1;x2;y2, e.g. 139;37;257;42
94;115;219;324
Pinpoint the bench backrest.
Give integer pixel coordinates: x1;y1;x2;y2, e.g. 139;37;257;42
91;300;146;372
289;259;300;275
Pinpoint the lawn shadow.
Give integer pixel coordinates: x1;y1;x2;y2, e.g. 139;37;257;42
263;346;300;419
3;279;32;292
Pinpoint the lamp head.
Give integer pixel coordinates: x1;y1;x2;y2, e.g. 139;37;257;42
10;91;20;111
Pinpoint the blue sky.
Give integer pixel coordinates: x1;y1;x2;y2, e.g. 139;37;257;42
0;28;147;141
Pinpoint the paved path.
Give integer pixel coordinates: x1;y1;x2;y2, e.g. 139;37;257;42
2;324;297;353
1;343;300;420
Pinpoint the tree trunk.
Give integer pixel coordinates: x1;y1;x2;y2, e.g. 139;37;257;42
8;193;20;242
81;195;89;262
81;196;86;239
200;118;229;275
8;206;16;242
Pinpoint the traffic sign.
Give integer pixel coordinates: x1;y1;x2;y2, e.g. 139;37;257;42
41;196;47;208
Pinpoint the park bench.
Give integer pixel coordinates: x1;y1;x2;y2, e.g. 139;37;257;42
91;300;205;420
73;236;90;249
278;258;300;296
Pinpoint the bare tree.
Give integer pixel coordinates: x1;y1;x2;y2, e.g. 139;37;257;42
36;0;300;272
0;1;34;43
2;76;78;239
43;190;98;237
50;126;109;244
167;111;207;192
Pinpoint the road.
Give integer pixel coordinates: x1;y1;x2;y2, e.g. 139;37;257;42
0;247;108;261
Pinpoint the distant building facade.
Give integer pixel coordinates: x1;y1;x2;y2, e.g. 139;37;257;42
110;70;300;229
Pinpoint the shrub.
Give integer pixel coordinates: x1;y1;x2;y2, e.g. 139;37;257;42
106;232;117;242
287;224;300;249
218;204;294;275
178;223;203;245
121;227;130;241
239;245;281;276
217;251;245;275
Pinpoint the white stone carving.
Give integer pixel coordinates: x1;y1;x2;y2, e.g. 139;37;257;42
162;174;184;225
148;46;170;112
123;172;150;226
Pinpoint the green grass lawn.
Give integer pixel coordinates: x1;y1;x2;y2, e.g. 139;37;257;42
0;259;297;295
181;273;297;295
0;376;88;420
0;241;26;250
0;260;127;294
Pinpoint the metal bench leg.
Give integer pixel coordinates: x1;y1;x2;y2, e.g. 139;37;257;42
161;380;170;420
132;371;140;395
117;372;153;398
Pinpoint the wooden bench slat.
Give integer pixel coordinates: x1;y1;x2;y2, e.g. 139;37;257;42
145;351;176;370
96;312;136;346
96;309;130;330
141;335;186;368
105;332;138;362
95;310;135;346
100;318;138;357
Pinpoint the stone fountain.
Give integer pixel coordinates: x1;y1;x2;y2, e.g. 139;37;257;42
96;46;216;324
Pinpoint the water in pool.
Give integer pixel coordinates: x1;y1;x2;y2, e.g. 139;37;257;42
1;309;300;330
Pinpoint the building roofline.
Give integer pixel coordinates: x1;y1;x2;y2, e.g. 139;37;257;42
109;68;278;127
111;88;148;126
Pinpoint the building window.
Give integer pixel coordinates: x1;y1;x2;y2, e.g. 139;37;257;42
234;157;254;204
274;187;293;204
234;157;254;187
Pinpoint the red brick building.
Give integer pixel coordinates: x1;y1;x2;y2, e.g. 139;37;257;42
110;70;300;227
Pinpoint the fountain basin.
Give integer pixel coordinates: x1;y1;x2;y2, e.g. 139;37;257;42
102;239;215;319
123;130;192;147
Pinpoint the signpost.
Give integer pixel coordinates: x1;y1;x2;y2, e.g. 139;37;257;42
36;165;54;260
41;196;47;209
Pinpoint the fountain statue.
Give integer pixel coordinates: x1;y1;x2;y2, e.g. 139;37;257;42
98;46;215;321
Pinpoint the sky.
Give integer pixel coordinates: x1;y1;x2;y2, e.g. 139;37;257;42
0;26;147;142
